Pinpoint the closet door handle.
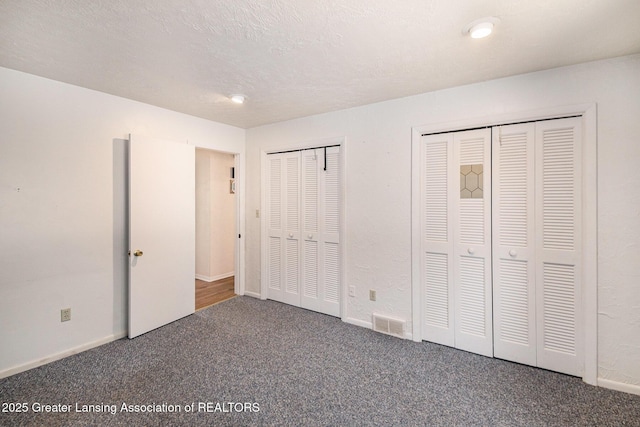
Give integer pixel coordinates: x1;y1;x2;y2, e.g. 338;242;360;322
509;250;517;258
467;247;475;255
308;234;313;239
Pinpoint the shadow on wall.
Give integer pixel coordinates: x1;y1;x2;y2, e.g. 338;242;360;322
113;138;128;336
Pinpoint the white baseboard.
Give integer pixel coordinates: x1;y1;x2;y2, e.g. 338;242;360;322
0;331;127;379
598;378;640;396
343;317;372;329
195;272;234;282
243;291;261;299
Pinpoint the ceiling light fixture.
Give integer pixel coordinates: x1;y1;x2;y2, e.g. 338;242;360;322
463;17;500;39
230;94;246;104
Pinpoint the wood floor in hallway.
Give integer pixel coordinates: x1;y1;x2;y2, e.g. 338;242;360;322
196;276;235;310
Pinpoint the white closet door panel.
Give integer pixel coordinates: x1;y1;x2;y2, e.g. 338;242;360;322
285;155;300;234
268;237;282;293
301;147;340;317
301;150;320;307
282;153;301;306
492;124;536;365
423;251;453;345
266;155;284;302
324;148;341;239
536;117;581;376
421;134;454;346
322;242;341;316
454;129;492;357
320;147;341;316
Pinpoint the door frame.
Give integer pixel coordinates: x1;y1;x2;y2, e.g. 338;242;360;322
259;136;347;320
194;148;243;296
411;104;597;385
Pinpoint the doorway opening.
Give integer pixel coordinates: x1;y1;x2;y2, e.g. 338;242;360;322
195;148;237;310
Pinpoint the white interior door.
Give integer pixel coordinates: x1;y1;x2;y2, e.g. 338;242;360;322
128;134;195;338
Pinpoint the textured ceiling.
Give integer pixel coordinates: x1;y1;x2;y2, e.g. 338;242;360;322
1;0;640;129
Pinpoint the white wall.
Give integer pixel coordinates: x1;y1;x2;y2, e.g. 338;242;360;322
245;54;640;391
195;149;236;281
0;67;245;376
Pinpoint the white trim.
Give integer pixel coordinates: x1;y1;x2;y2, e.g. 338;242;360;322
260;150;268;300
0;332;127;379
343;317;372;330
235;152;246;297
339;138;348;322
411;127;423;342
243;291;261;299
192;148;245;298
195;272;234;282
411;103;598;385
598;378;640;396
581;104;598;386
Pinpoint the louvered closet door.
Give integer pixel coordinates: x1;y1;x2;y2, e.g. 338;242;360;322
492;123;536;366
266;152;302;306
535;117;582;376
300;147;340;317
453;129;493;357
420;133;455;347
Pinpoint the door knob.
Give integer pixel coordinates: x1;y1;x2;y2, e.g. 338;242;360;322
133;250;143;257
288;233;294;238
308;234;313;239
467;247;475;255
509;250;517;257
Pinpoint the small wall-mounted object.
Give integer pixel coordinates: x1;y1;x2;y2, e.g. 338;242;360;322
230;179;236;194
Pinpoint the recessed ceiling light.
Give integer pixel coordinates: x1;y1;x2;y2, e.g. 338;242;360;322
463;17;500;39
230;94;246;104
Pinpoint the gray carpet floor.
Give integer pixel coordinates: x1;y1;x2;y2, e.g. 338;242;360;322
1;296;639;426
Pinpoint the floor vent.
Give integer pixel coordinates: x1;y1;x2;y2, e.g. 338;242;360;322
372;314;406;339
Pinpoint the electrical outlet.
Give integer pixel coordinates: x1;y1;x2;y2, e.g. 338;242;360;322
369;290;376;301
61;308;71;322
348;286;356;297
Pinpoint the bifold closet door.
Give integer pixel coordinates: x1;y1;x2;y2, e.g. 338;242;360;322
266;151;301;307
492;123;537;366
266;147;341;317
493;117;581;376
535;117;582;376
420;129;493;357
300;147;340;317
420;132;455;347
453;130;493;357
